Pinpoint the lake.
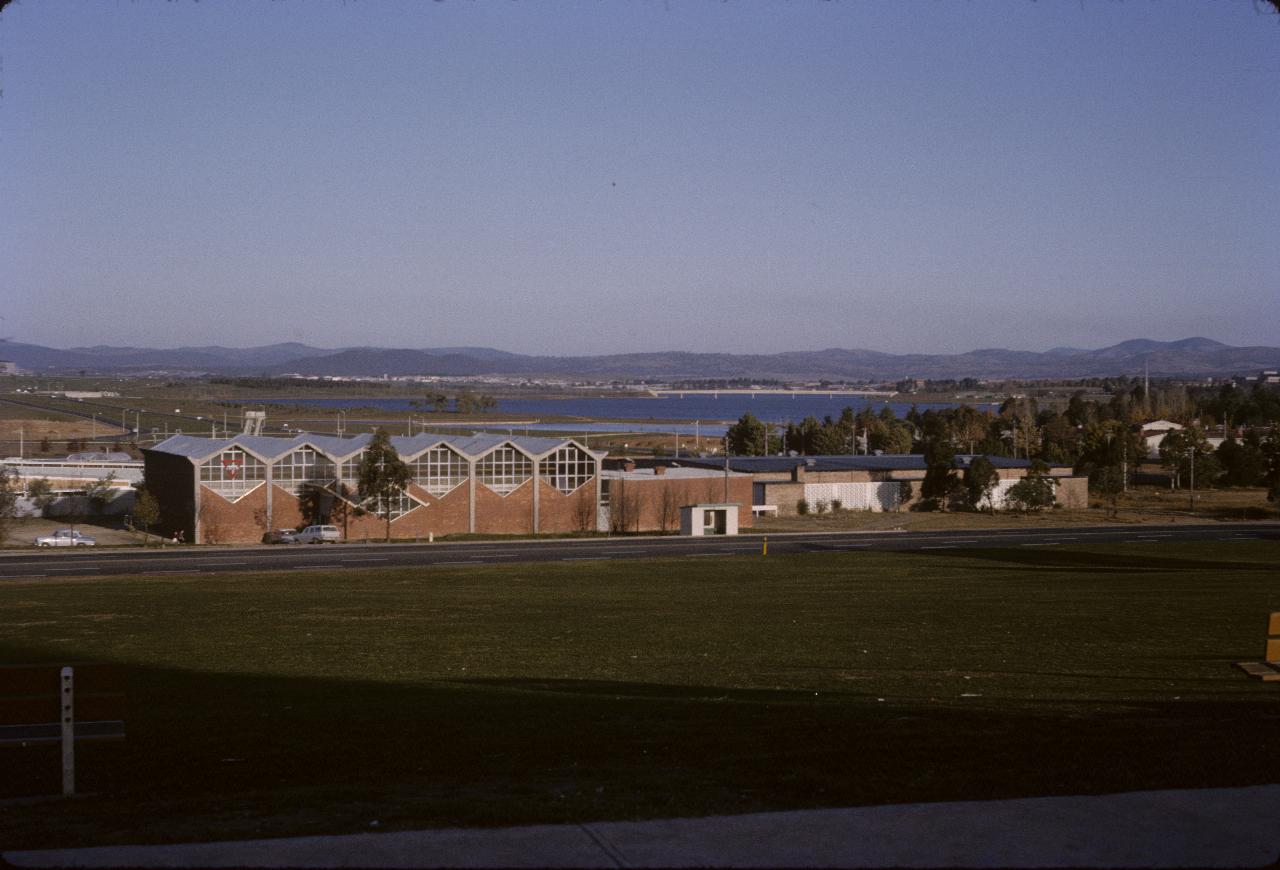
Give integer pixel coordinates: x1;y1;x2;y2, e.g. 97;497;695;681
274;394;985;437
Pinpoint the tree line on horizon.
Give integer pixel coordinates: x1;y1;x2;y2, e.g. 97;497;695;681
724;380;1280;506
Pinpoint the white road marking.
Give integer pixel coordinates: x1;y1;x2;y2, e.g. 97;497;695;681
340;558;389;563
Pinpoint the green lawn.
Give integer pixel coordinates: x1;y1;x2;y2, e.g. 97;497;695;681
2;542;1278;849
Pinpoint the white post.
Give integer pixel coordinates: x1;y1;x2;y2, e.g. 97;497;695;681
60;666;75;797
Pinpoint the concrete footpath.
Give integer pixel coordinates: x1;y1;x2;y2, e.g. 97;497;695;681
6;785;1280;869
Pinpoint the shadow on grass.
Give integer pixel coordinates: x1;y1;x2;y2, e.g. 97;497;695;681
5;641;1280;851
900;546;1279;575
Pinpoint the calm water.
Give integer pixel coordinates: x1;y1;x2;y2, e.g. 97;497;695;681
275;394;983;436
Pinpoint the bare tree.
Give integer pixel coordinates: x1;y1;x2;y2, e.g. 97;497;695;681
572;488;596;532
609;479;641;533
658;486;679;533
133;487;161;546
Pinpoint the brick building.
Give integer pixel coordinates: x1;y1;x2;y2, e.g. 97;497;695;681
143;433;757;543
670;454;1088;514
600;462;754;533
144;433;609;544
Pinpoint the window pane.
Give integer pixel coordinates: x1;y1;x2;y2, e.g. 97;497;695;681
477;446;531;496
538;445;595;495
199;449;265;502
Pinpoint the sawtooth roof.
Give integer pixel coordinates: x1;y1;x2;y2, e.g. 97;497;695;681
147;433;604;464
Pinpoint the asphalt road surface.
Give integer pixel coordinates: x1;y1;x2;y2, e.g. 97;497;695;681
1;523;1276;581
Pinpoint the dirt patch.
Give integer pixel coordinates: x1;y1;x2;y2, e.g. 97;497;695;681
0;518;147;549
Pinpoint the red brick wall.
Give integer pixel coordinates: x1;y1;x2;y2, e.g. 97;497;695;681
537;479;596;533
271;485;307;532
407;482;471;536
474;479;534;535
197;483;269;545
612;476;754;532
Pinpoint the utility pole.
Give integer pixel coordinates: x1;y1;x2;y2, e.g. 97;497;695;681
1122;437;1127;493
723;436;730;502
1189;445;1195;514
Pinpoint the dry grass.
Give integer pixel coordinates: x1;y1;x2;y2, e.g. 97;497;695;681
0;518;143;548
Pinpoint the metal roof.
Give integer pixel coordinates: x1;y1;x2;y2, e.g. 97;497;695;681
602;467;749;481
674;454;1048;473
147;432;605;464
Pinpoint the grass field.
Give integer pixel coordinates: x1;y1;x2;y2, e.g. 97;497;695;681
2;542;1278;849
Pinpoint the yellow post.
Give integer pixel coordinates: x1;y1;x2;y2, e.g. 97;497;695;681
1266;612;1280;664
762;536;767;557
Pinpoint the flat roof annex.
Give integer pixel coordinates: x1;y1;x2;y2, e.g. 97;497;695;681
674;454;1063;474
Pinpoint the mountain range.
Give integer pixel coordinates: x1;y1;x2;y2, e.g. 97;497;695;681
2;337;1277;381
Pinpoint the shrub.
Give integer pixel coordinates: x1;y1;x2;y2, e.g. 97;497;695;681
831;499;843;513
796;498;810;516
815;500;829;515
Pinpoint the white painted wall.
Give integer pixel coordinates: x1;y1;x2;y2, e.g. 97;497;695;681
802;481;903;512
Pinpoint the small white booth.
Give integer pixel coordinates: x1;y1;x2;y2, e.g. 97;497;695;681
679;503;740;537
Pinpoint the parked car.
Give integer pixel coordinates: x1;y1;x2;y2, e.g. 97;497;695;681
265;528;299;544
293;525;341;544
35;529;96;547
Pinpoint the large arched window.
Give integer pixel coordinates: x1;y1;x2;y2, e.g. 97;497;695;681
477;446;532;496
199;448;266;502
410;446;468;496
539;445;595;494
274;447;336;495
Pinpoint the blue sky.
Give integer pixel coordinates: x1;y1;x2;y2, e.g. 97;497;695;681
2;1;1277;356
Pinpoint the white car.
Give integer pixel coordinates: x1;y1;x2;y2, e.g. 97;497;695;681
293;524;341;544
36;529;97;547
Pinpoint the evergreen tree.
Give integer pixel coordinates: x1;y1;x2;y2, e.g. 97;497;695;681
357;429;411;543
962;455;999;512
1006;460;1056;514
725;413;767;456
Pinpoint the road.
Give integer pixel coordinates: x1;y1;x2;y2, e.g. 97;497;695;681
1;523;1276;580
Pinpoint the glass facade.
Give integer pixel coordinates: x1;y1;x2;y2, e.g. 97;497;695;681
339;451;364;484
273;447;336;495
409;446;469;497
539;444;596;495
199;448;266;502
477;446;532;496
363;490;421;521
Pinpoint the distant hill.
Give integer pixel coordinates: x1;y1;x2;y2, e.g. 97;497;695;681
2;338;1279;381
1;342;334;373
